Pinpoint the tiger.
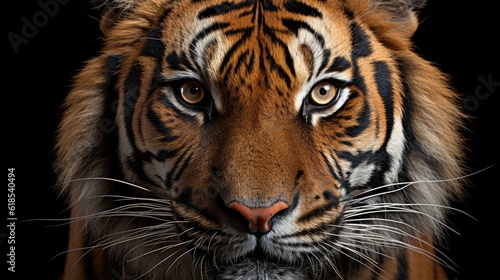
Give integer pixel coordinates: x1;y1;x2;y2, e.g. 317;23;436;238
54;0;468;279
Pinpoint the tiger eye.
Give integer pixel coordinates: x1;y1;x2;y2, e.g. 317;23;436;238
310;82;338;105
180;80;205;105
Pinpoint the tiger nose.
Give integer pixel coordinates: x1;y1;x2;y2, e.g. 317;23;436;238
228;201;290;234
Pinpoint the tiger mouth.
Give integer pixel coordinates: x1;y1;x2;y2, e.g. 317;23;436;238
218;242;289;267
214;251;314;280
241;243;282;263
214;239;315;272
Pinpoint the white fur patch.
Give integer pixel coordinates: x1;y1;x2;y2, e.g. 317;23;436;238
384;118;405;183
349;161;376;187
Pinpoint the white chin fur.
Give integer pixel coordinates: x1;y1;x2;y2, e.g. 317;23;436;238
216;259;310;280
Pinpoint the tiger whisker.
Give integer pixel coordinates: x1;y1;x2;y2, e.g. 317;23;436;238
24;206;173;227
326;226;414;254
93;194;172;204
338;217;422;234
98;227;178;251
335;223;459;272
325;226;398;258
316;244;344;280
128;239;193;262
354;202;478;221
134;246;192;280
344;167;492;204
343;203;464;233
165;247;197;278
327;240;385;278
55;177;153;193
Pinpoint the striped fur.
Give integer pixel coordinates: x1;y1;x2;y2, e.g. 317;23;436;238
55;1;466;279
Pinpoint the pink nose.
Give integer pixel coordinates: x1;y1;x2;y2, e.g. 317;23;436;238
228;201;290;233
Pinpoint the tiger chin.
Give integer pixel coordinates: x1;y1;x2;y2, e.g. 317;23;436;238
55;0;468;279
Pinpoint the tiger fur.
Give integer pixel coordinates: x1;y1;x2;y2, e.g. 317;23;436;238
55;0;467;279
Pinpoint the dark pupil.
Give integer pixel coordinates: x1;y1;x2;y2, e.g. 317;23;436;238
189;86;199;95
319;87;328;95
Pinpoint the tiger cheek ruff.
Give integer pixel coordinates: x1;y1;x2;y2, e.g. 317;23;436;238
55;1;467;280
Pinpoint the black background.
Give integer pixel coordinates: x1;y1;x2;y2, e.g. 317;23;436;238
3;1;498;279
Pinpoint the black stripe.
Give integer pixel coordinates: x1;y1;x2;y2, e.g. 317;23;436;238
340;140;353;146
395;252;409;280
263;24;296;80
106;54;123;73
342;14;372;140
165;148;190;189
350;22;373;58
345;54;370;137
156;149;180;161
126;153;155;186
101;55;122;137
247;50;256;73
294;170;304;186
397;60;416;152
337;149;390;171
373;60;394;147
123;73;178;186
265;44;292;87
174;153;193;181
321;152;341;182
190;22;230;75
123;62;143;151
219;27;253;78
317;49;331;74
197;1;253;19
345;99;371;137
225;26;254;36
284;0;323;18
341;5;354;21
194;22;230;42
127;150;182;185
337;150;367;167
281;18;325;47
234;50;251;75
140;26;164;58
297;203;342;223
166;51;196;72
258;41;269;87
146;104;179;142
282;214;343;238
261;0;279;11
326;56;351;73
140;8;172;58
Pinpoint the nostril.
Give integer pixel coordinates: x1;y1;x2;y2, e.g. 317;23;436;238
228;201;290;234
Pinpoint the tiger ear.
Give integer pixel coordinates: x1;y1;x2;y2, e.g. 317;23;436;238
374;0;427;38
90;0;142;35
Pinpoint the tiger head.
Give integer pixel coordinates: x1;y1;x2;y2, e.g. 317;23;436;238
56;0;466;279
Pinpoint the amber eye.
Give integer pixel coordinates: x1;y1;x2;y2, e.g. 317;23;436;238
310;82;338;105
179;80;205;105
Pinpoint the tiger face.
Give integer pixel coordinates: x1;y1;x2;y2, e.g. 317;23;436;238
56;0;466;279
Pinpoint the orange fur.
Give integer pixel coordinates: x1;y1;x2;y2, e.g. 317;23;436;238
56;1;466;279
